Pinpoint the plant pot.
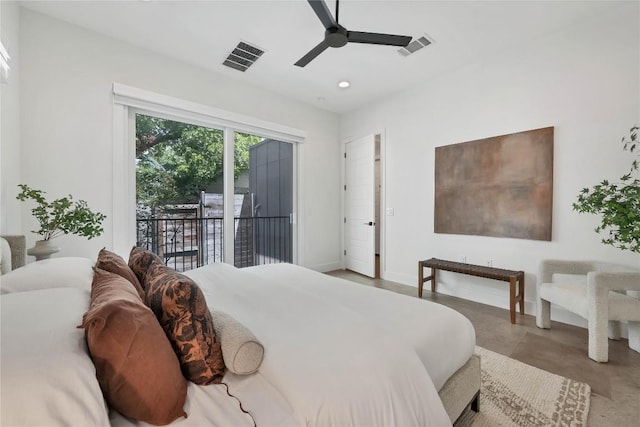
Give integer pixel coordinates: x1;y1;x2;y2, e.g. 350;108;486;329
27;239;60;261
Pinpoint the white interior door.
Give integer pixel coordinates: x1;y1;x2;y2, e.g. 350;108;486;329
345;135;375;277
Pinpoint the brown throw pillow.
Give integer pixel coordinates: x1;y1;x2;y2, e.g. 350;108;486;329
81;268;188;425
128;246;163;285
96;248;144;298
144;260;225;385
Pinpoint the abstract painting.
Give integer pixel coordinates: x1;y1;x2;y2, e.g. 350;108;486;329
434;127;553;241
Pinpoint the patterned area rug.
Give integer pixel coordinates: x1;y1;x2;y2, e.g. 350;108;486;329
456;346;591;426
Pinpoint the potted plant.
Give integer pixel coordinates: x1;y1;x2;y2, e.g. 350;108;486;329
573;126;640;253
16;184;107;260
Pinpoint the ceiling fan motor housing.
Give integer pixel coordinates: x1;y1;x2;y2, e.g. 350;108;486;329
326;26;348;48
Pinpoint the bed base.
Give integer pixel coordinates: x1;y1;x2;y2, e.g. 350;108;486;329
438;354;481;423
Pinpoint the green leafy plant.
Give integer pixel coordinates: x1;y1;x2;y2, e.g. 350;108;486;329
573;126;639;253
16;184;107;241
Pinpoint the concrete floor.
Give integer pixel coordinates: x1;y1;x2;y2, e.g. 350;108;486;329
326;268;640;427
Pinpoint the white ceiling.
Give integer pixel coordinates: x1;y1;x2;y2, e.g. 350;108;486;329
19;0;622;114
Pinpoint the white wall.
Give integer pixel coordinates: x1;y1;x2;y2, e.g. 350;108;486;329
15;8;341;270
0;1;21;235
341;3;640;322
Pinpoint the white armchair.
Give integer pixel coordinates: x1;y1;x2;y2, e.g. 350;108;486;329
0;235;26;275
536;260;640;362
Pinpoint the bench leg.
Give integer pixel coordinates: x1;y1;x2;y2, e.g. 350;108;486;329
431;267;436;293
519;277;525;314
470;391;480;413
509;277;516;324
418;262;423;298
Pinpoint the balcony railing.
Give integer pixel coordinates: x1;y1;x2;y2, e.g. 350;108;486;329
136;216;291;271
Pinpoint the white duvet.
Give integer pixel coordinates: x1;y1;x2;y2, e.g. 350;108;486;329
2;259;472;427
246;263;476;390
184;262;462;427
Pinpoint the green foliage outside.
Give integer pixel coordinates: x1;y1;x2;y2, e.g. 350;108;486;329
16;184;106;241
573;126;640;253
135;115;261;211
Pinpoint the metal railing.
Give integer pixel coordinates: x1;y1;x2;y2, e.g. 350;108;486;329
136;216;291;271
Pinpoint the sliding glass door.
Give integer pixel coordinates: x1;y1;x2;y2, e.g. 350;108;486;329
134;112;295;271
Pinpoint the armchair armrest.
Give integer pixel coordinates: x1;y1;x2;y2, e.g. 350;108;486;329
587;271;640;294
538;259;596;284
586;270;640;362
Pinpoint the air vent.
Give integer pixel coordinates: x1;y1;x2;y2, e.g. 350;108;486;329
397;34;433;57
223;41;265;72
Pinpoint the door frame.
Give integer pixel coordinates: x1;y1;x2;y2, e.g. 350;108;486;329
112;83;304;266
341;129;386;278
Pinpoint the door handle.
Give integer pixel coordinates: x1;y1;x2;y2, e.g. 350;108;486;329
363;221;375;226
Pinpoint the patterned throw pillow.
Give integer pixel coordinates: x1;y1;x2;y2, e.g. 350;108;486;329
81;268;188;425
144;260;225;385
128;246;163;285
96;248;144;298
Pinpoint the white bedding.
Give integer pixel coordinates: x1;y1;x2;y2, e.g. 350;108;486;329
2;260;474;427
1;288;110;426
110;372;296;427
245;263;476;390
184;262;461;427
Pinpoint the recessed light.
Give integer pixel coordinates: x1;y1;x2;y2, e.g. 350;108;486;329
338;80;350;89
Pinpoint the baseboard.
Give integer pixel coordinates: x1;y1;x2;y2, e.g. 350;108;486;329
307;261;342;273
383;270;417;287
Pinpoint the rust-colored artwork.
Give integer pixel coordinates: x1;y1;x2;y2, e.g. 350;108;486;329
434;127;553;241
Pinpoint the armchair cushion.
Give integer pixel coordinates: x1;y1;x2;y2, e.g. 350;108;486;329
538;281;588;318
551;273;587;285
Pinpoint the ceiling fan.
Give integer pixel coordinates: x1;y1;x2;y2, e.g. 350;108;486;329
295;0;412;67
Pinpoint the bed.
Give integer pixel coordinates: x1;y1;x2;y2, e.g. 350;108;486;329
0;237;479;427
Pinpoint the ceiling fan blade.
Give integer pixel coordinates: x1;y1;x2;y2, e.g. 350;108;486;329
347;31;412;47
307;0;337;29
294;40;330;67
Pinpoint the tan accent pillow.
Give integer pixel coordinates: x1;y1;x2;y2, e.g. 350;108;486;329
144;260;225;385
212;310;264;375
128;246;163;284
81;268;188;425
96;248;144;299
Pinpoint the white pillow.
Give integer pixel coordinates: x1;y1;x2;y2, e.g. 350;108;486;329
212;310;264;375
0;287;110;426
0;257;94;294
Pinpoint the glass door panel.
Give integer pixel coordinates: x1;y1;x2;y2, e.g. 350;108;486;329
135;113;224;271
233;132;293;267
134;114;295;271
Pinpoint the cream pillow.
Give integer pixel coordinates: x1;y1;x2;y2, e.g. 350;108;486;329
0;257;94;294
212;310;264;375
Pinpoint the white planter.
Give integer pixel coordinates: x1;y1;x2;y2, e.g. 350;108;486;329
27;239;60;261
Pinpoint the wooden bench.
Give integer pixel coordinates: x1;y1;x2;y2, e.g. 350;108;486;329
419;258;525;324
